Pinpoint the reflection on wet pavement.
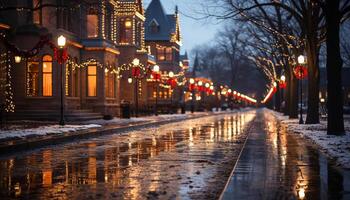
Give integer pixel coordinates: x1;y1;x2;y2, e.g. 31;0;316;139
0;111;256;199
222;109;350;200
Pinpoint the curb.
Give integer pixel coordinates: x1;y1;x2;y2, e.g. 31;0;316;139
218;114;256;200
0;111;236;155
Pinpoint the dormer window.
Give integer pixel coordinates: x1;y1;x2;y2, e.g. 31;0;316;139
150;19;159;33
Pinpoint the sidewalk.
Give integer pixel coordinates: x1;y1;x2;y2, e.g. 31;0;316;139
220;109;350;200
0;111;236;154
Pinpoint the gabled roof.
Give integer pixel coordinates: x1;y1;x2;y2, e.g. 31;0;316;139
145;0;177;41
180;51;189;61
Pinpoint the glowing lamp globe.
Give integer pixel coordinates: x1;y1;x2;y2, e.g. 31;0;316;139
14;56;21;63
128;78;133;84
189;78;195;84
298;55;305;64
153;65;160;72
205;83;210;88
57;35;66;48
281;75;286;82
169;71;174;78
198;81;203;86
132;58;140;66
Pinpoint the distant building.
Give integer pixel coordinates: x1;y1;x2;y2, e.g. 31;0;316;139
144;0;183;110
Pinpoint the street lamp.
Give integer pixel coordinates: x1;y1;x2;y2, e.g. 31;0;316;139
189;78;195;113
298;55;305;64
14;56;21;63
169;71;174;114
57;35;66;126
297;55;306;124
153;65;160;116
281;75;286;82
132;58;140;117
128;77;133;84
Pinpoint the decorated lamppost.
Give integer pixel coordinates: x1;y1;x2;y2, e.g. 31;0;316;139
57;35;67;126
294;55;308;124
279;74;286;106
131;58;140;117
168;71;176;114
152;65;160;116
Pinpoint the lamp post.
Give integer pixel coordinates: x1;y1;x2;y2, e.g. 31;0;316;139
189;78;195;113
169;71;174;114
57;35;66;126
298;55;305;124
153;65;160;116
132;58;140;117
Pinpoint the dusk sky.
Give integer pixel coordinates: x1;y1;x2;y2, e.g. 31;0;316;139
143;0;223;60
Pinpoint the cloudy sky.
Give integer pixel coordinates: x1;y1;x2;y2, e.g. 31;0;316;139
143;0;223;59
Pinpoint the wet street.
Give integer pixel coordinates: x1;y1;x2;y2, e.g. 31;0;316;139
0;110;255;199
0;109;349;200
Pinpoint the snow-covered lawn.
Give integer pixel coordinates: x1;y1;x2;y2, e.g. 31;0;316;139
270;109;350;169
0;124;101;140
0;109;241;143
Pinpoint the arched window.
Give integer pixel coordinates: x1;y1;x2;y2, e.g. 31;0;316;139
120;18;132;44
42;55;53;96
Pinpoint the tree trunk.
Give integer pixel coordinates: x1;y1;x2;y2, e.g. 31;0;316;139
289;67;298;118
284;72;290;115
275;83;281;111
305;34;320;124
326;0;345;135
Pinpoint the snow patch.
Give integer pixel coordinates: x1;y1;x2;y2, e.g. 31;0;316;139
0;124;101;140
270;109;350;168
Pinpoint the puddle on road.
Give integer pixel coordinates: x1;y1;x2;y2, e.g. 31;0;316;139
0;111;256;199
263;112;350;200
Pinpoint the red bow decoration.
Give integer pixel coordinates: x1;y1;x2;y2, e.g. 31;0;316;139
167;78;177;88
189;84;195;91
54;48;68;64
279;82;287;89
152;72;161;81
293;65;308;80
132;67;141;77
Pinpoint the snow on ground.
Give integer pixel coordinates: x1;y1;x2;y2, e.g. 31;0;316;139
0;109;242;143
270;109;350;169
0;124;101;140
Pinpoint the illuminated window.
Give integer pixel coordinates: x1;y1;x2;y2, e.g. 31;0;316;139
87;8;99;38
33;0;41;24
164;91;168;99
159;91;163;98
42;55;52;96
104;68;115;98
26;59;39;96
120;18;132;44
165;48;172;61
153;91;156;98
87;64;97;97
157;48;165;61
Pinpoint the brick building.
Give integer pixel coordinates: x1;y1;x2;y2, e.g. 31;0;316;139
144;0;183;112
0;0;157;120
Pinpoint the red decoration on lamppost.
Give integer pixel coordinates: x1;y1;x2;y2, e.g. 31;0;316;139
293;65;308;80
132;67;141;77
